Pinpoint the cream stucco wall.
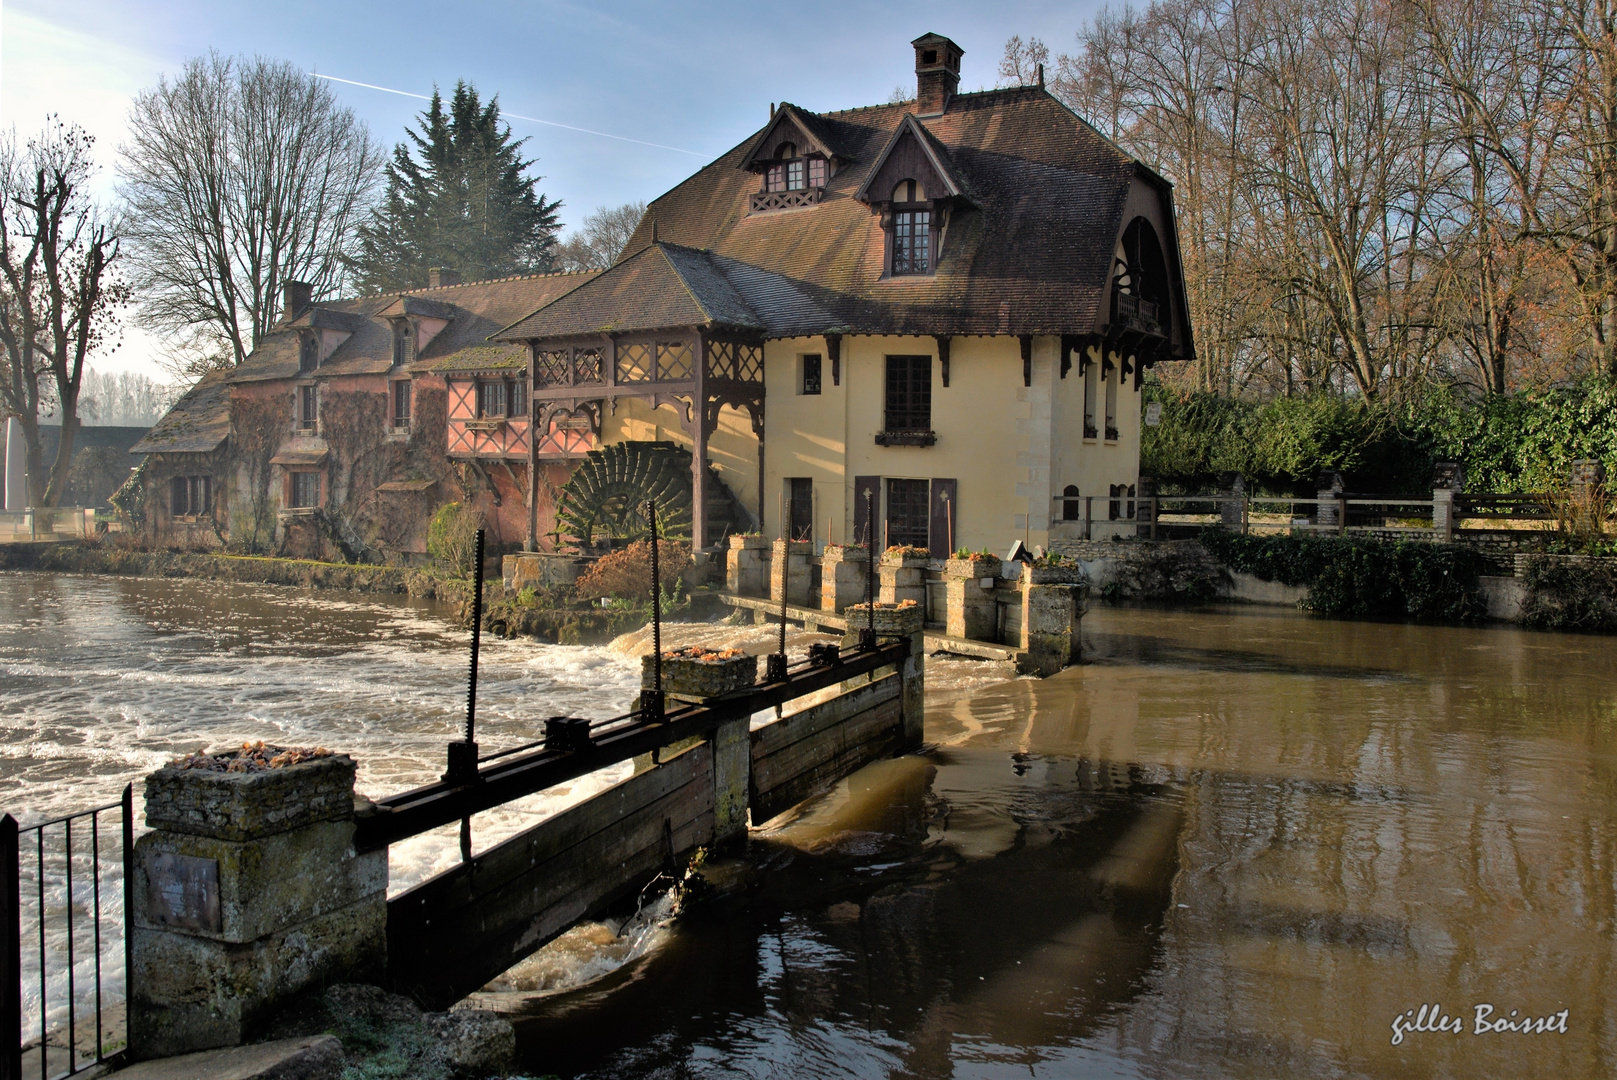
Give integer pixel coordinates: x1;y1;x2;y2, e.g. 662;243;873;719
587;333;1145;553
759;334;1145;556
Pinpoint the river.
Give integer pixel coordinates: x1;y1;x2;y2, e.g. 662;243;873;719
1;571;1612;1078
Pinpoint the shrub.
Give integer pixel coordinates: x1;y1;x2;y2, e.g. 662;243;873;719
1199;527;1487;621
426;502;482;576
1102;543;1229;604
1520;556;1617;631
574;539;692;601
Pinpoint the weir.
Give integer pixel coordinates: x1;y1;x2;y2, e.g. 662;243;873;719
125;598;928;1056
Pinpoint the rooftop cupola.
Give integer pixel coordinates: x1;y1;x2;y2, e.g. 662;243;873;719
913;33;963;116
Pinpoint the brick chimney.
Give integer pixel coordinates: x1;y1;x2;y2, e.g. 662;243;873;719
281;280;312;322
427;267;461;288
913;33;963;116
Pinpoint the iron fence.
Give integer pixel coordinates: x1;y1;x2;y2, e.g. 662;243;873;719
1;786;133;1080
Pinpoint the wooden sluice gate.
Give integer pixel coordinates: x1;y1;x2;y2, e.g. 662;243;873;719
120;520;929;1055
371;632;920;1009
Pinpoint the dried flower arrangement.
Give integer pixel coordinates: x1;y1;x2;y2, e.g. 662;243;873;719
662;645;747;662
169;740;333;773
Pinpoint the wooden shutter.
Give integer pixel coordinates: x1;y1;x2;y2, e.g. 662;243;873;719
930;478;957;555
853;475;881;546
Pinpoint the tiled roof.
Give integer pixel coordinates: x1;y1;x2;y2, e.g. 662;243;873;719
497;243;764;340
566;87;1192;350
429;342;529;374
227;271;599;384
129;369;231;454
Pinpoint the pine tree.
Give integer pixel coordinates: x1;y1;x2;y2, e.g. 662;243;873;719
348;83;562;293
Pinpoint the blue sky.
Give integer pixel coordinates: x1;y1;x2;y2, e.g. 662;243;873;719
1;0;1100;377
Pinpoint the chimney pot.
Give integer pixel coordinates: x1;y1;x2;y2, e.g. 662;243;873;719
913;33;963;116
427;267;461;288
281;281;312;323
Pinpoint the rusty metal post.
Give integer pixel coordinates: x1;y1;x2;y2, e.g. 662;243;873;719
643;501;666;721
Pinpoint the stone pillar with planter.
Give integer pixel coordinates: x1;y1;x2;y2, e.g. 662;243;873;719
1018;563;1088;677
770;539;813;607
943;553;1002;641
879;547;930;607
1315;470;1345;529
840;601;926;746
726;534;769;597
130;747;386;1058
820;544;870;613
640;648;759;843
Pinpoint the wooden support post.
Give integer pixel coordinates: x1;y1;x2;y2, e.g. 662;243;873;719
690;340;708;555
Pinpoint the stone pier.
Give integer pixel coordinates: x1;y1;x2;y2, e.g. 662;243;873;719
1018;564;1087;677
943;554;1001;641
130;750;386;1058
820;544;870;613
879;550;929;607
726;534;769;597
770;539;813;607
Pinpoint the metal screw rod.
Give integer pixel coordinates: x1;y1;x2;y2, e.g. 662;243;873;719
465;529;486;744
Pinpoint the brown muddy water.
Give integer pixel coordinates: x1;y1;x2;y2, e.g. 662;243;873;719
511;605;1617;1080
1;572;1612;1077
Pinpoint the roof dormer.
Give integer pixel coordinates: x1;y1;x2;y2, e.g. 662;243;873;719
740;104;843;213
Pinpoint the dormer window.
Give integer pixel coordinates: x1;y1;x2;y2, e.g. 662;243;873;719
392;320;414;367
764;142;828;196
891;179;932;276
298;333;318;374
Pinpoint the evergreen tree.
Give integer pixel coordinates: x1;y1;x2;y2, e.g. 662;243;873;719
348;83;561;292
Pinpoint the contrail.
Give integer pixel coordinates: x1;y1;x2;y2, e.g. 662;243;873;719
311;73;708;157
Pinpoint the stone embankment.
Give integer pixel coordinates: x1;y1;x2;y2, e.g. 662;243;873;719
0;542;476;604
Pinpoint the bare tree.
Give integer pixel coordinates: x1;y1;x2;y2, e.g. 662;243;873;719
998;36;1052;87
79;366;180;426
119;53;382;377
0;119;127;507
552;201;648;271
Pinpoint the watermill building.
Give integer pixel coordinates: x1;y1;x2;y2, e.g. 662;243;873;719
133;32;1194;560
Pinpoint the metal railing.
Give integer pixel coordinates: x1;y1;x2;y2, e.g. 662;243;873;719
1;787;133;1080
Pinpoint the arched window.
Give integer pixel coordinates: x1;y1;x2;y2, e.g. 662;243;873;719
1112;218;1170;334
891;179;931;275
1062;485;1081;521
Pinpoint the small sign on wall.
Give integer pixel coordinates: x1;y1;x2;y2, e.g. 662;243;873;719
1145;403;1163;426
144;852;222;933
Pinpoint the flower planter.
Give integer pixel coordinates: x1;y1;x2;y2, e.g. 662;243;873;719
841;600;925;640
1024;562;1086;585
642;648;758;700
944;555;1002;580
144;747;357;843
879;551;928;606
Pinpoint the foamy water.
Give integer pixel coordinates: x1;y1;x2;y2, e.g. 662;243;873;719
0;571;1020;1051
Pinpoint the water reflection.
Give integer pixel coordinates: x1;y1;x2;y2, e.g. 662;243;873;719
509;604;1617;1079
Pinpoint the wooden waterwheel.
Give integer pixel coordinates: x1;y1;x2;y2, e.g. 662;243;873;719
555;441;752;549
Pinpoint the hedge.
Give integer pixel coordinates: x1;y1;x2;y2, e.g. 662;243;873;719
1198;528;1488;622
1142;376;1617;495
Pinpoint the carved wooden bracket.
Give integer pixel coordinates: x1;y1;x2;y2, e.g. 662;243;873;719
1019;335;1033;387
934;334;951;387
825;333;842;386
